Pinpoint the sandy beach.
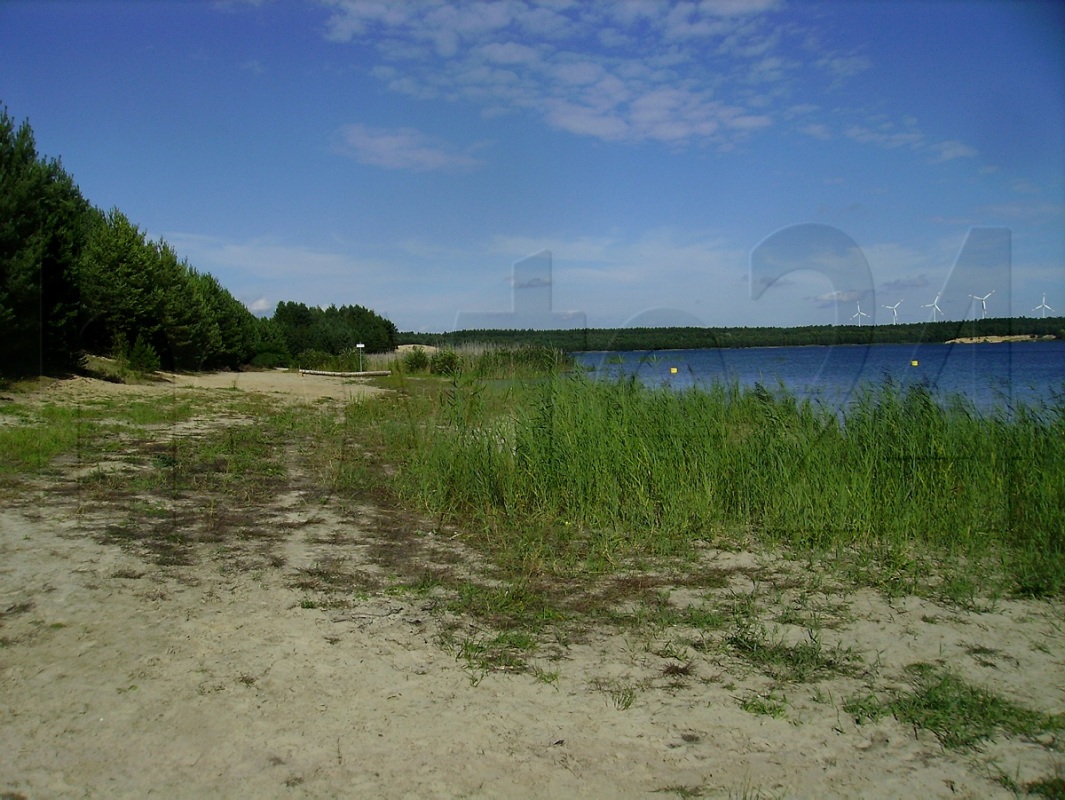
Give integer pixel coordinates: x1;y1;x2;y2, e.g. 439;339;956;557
2;372;1062;798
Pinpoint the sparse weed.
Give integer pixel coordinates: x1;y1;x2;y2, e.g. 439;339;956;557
609;685;638;710
453;629;537;678
726;623;860;683
654;785;705;798
738;689;787;718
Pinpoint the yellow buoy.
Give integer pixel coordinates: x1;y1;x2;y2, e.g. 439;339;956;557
911;360;919;367
670;367;678;374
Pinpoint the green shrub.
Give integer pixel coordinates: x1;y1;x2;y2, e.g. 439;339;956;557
250;351;288;369
430;349;460;375
403;346;431;373
129;333;161;374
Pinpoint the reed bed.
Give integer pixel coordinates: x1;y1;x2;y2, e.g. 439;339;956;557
368;342;574;379
389;375;1065;596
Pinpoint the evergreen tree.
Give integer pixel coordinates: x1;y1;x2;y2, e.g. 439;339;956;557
79;208;163;355
0;107;93;374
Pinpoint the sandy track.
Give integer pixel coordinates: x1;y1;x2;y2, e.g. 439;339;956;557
1;373;1062;798
172;370;387;402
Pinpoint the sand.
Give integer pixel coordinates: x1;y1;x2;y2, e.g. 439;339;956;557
1;371;1062;798
944;335;1056;345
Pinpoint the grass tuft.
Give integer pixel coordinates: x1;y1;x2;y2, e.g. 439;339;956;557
846;663;1064;749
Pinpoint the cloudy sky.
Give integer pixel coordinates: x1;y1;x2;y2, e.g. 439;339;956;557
2;0;1062;331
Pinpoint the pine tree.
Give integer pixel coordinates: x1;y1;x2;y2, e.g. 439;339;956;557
0;107;93;374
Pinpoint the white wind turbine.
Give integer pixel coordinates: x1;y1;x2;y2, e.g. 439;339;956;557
1032;294;1054;318
850;300;870;327
882;300;903;325
969;289;994;319
923;292;943;321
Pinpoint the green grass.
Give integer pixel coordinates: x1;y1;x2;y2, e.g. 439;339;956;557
1023;775;1065;799
0;404;93;474
845;663;1065;750
726;623;859;683
382;375;1065;597
738;689;788;718
0;392;201;478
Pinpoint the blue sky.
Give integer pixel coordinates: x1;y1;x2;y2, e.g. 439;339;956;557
2;0;1062;331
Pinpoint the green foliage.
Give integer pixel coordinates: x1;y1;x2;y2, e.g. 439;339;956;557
0;105;94;375
463;343;573;378
429;349;460;375
79;212;260;371
250;317;290;368
0;403;92;475
80;209;160;353
273;300;396;362
393;376;1065;594
726;623;859;682
738;689;788;718
847;664;1064;749
386;343;573;379
399;317;1064;353
403;346;431;373
128;333;161;374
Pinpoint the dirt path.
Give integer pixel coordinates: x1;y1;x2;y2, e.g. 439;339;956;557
1;373;1062;798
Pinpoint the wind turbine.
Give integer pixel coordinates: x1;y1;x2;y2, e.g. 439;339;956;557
850;300;870;327
1032;294;1054;318
882;300;903;325
922;292;943;322
969;289;994;319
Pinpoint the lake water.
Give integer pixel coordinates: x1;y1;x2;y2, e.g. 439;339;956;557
574;341;1065;415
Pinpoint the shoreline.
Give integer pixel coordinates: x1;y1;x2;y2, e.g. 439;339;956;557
944;334;1057;345
572;336;1060;354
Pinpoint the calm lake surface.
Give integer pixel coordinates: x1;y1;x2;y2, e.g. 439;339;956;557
574;341;1065;414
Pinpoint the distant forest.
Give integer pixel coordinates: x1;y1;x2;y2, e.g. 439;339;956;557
0;106;395;377
400;316;1064;353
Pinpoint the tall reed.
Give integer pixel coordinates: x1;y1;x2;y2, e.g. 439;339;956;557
392;375;1064;594
370;343;574;379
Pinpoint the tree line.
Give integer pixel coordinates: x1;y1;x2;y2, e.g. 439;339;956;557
1;106;396;377
400;316;1064;353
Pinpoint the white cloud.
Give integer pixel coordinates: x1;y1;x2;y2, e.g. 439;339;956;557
334;124;486;172
544;100;630;140
817;54;870;80
478;41;541;64
799;122;831;140
165;233;369;280
321;0;792;148
701;0;782;15
246;296;273;315
927;139;978;163
550;59;606;85
844;124;923;150
320;0;992;171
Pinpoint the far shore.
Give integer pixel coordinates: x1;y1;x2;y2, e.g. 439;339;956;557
944;334;1057;345
571;335;1060;354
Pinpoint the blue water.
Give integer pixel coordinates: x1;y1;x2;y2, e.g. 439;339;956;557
574;341;1065;415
